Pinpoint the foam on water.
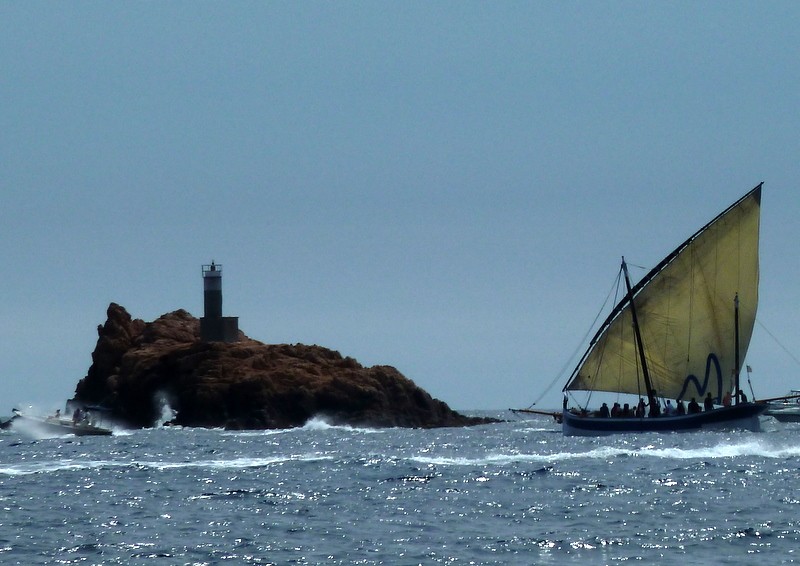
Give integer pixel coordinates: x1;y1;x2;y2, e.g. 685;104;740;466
221;428;289;437
8;418;72;441
411;437;800;467
300;415;384;434
0;453;334;476
640;437;800;459
217;416;387;436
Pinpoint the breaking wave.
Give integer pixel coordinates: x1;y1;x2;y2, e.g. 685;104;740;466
0;453;334;477
411;438;800;467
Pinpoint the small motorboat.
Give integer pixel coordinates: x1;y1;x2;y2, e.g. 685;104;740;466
764;391;800;423
8;408;113;436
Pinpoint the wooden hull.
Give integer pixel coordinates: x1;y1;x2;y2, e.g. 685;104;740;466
562;403;767;436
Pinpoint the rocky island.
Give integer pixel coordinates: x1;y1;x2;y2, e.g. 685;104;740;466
73;303;497;430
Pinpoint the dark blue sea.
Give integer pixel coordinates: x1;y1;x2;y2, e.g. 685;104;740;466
1;412;799;565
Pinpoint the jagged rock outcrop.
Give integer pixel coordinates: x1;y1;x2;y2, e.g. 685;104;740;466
74;303;497;430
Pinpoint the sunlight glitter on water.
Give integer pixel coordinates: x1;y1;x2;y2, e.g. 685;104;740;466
2;414;800;564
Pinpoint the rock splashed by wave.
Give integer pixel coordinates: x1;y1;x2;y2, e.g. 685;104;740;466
72;303;497;430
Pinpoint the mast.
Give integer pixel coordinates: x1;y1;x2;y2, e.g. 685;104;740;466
734;293;741;404
622;257;656;409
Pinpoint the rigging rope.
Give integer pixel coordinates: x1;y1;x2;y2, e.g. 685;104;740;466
526;269;624;409
756;318;800;367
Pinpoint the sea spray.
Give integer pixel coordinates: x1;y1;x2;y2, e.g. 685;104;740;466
301;416;385;434
155;391;177;426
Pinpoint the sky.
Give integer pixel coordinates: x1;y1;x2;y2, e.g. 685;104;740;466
2;2;799;413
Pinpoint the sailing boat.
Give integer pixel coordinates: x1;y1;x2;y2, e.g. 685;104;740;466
560;183;767;435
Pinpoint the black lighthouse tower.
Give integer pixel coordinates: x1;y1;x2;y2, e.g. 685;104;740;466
200;261;239;342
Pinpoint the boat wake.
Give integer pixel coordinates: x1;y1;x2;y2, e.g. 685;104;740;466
637;438;800;460
411;438;800;467
7;418;68;440
0;453;335;476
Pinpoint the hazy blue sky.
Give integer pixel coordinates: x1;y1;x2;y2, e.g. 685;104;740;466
2;2;798;413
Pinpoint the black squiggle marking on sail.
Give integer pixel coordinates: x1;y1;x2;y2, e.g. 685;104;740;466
677;354;722;403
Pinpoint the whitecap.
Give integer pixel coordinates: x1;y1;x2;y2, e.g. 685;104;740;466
300;416;384;434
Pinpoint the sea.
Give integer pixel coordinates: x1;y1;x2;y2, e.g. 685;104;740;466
1;411;799;565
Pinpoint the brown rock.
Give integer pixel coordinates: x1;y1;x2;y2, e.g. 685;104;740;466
73;304;498;430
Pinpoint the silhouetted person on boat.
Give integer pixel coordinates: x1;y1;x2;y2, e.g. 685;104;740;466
738;390;748;403
648;390;661;417
704;393;715;411
622;403;631;417
636;398;646;418
722;391;732;407
688;397;702;414
676;400;686;415
598;403;610;418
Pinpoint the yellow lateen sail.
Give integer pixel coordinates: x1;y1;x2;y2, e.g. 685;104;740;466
566;185;761;402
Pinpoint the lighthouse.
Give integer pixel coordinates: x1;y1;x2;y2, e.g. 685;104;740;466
200;261;239;342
